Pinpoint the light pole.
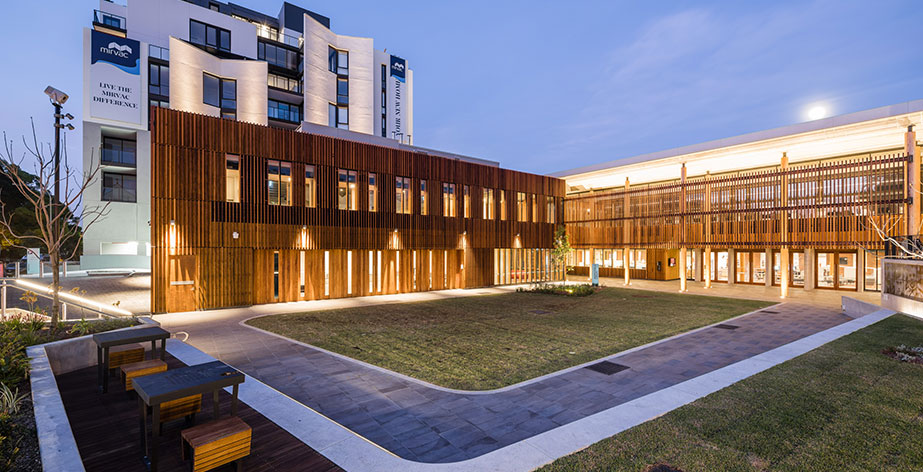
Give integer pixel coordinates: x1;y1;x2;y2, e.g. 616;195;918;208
43;86;73;278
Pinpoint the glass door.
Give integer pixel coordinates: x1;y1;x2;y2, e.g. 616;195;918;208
817;252;835;288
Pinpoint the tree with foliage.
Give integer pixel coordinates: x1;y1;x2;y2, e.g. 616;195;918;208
0;123;108;326
551;224;573;275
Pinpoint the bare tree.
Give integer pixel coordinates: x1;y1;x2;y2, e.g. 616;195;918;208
0;121;109;325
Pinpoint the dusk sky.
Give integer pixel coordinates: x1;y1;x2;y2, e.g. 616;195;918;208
1;0;920;176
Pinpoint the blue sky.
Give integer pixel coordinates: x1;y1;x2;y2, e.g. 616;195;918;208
0;0;921;175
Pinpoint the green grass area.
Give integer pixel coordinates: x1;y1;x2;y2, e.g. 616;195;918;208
540;314;923;472
246;287;770;390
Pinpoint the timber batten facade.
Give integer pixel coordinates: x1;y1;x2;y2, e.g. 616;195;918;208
151;108;565;313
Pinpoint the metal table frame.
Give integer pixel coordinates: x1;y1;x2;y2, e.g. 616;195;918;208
133;361;245;472
93;326;170;393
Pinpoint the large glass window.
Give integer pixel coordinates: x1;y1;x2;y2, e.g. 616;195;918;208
368;173;377;212
500;190;507;220
304;165;315;208
395;176;411;214
839;253;857;290
267;160;292;206
735;251;751;283
203;73;236;119
420;180;428;215
483;188;494;220
546;196;555;224
464;185;471;218
268;99;301;122
258;42;299;70
337;78;348;105
267;74;301;93
865;251;881;292
148;63;169;97
101;136;136;166
817;253;835;288
328;47;348;75
711;250;729;282
443;183;456;217
791;252;805;286
190;19;230;52
226;155;240;202
753;252;766;284
337;169;358;210
328;103;348;130
102;172;136;203
516;192;528;222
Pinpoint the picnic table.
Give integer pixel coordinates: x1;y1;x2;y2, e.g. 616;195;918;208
93;326;170;393
133;360;245;472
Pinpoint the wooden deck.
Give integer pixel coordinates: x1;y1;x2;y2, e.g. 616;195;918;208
56;355;343;472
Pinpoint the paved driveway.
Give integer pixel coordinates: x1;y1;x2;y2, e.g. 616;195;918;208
155;292;851;463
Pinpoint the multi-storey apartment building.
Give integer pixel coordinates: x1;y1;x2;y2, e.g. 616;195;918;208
81;0;413;270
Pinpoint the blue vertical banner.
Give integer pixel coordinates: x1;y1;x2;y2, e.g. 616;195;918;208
387;55;406;140
591;263;599;286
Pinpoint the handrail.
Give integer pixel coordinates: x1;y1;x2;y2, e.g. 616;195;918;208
0;279;133;320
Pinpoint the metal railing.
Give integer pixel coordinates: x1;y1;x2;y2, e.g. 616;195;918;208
93;10;126;31
256;26;302;49
0;279;133;321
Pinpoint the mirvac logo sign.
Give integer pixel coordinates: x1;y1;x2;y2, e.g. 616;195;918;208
387;55;407;139
90;30;142;125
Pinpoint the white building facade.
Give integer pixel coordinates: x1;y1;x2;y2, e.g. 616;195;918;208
81;0;414;270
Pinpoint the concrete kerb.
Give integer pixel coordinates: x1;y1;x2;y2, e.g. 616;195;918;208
239;302;784;395
27;316;160;471
166;308;896;471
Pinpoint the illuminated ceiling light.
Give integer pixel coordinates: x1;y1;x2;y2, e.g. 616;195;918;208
807;105;828;121
170;219;175;225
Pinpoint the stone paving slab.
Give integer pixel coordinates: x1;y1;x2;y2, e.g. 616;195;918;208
157;294;853;463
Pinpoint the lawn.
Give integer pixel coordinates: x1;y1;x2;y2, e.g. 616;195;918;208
245;287;770;390
539;314;923;472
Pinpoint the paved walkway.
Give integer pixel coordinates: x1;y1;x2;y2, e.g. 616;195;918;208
155;288;853;463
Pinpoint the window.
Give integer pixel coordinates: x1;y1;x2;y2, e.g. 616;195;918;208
464;185;470;218
209;2;220;11
368;173;377;212
101;136;136;166
258;42;299;70
420;181;428;215
226;155;240;202
268;99;301;122
517;192;528;222
482;188;494;220
267;160;292;206
395;176;411;214
203;73;236;119
102;172;136;202
328;103;348;130
337;169;358;210
500;190;507;220
532;194;538;222
443;183;456;217
546;196;555;223
337;78;348;105
203;73;219;107
149;99;170;109
190;20;230;52
273;251;279;300
268;74;301;93
304;165;315;208
148;63;169;97
328;47;348;75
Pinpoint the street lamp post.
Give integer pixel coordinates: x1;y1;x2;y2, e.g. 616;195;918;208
43;86;73;279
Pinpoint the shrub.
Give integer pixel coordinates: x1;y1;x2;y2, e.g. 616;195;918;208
517;282;597;297
0;384;26;416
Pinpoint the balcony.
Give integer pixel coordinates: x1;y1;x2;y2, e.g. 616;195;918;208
256;25;302;49
93;10;127;37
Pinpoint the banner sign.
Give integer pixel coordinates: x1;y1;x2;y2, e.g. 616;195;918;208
90;30;141;125
387;55;406;141
591;263;599;286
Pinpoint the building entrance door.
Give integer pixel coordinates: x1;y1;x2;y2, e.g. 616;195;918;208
167;255;197;312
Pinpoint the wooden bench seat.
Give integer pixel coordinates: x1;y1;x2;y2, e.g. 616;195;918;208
160;394;202;425
121;359;167;391
108;344;144;370
182;416;251;472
